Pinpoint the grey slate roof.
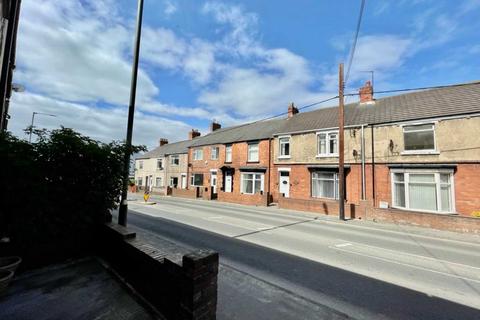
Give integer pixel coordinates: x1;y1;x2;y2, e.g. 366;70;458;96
189;118;286;147
277;81;480;134
137;139;193;159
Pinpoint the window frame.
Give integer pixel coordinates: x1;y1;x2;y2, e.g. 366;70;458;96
137;177;143;186
401;123;438;155
170;155;180;166
247;142;260;162
138;160;144;169
211;146;219;160
190;173;204;187
278;135;291;158
311;171;339;199
225;144;232;163
155;177;163;187
390;169;455;214
240;172;264;195
156;158;163;170
193;148;203;161
316;130;339;157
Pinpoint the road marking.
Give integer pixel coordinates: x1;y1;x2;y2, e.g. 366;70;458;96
335;239;480;271
334;243;352;247
329;245;480;284
207;216;224;219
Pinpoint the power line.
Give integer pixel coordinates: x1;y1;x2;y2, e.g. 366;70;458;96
344;0;366;86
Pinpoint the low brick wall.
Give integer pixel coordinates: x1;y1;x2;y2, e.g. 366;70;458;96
217;191;269;206
172;187;199;199
277;197;359;219
100;224;218;320
364;206;480;234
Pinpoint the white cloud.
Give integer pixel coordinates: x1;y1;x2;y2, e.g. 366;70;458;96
163;0;178;16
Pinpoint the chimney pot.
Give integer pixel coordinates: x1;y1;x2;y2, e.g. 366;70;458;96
159;138;169;146
210;121;221;132
359;81;374;104
288;102;299;118
188;129;201;140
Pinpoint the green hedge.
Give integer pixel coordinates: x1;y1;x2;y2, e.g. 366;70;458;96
0;128;144;267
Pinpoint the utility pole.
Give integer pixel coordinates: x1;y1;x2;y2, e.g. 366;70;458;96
118;0;144;227
338;63;345;221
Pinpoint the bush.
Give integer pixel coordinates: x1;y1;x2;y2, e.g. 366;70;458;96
0;128;145;267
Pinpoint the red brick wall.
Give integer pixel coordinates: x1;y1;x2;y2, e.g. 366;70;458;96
218;191;269;206
278;197;360;219
171;187;198;199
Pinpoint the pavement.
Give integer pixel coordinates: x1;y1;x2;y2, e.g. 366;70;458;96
125;193;480;320
0;258;158;320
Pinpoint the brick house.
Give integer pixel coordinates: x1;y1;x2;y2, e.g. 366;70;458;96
135;130;200;194
187;120;284;205
271;81;480;224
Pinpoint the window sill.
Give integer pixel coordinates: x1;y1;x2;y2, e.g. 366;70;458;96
401;150;439;155
390;205;457;215
316;154;338;158
224;161;232;164
247;161;260;164
311;196;339;201
278;156;291;159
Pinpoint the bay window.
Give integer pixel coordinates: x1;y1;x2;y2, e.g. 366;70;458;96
317;131;338;156
241;173;264;195
311;171;339;199
392;170;454;213
248;143;259;162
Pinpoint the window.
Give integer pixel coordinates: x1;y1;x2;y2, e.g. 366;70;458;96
247;143;259;162
190;174;204;186
392;171;453;213
155;177;163;187
279;136;290;157
311;171;339;199
403;124;435;152
193;149;203;160
170;177;178;188
211;146;219;160
225;145;232;162
137;177;143;186
139;160;144;169
156;159;163;170
170;155;180;165
241;173;264;194
317;131;338;156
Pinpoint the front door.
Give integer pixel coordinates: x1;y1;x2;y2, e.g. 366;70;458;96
181;174;187;189
211;172;218;194
225;173;232;193
279;171;290;198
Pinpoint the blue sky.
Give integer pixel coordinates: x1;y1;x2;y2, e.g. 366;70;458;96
9;0;480;149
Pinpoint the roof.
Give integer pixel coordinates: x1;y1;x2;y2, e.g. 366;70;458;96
137;139;193;159
277;81;480;134
189;118;286;147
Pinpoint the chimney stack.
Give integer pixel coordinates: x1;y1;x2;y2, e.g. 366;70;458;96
210;121;221;132
287;102;299;118
159;138;168;146
188;129;201;140
359;81;374;104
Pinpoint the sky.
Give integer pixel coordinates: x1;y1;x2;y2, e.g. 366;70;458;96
8;0;480;150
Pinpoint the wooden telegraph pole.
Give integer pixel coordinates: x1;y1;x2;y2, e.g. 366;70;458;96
338;63;345;221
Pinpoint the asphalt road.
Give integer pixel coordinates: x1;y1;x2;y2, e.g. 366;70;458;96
124;195;480;320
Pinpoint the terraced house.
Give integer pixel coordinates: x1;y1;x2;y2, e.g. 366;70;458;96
272;81;480;228
135;130;200;194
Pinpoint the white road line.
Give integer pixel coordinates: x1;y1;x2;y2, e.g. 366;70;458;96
329;245;480;284
334;243;352;248
335;239;480;271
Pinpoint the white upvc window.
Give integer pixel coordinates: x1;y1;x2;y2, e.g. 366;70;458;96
225;144;232;162
402;123;436;153
156;159;163;170
279;136;291;158
190;173;204;186
316;131;338;157
391;170;454;213
247;142;259;162
170;155;180;165
211;146;219;160
240;172;264;195
193;149;203;161
138;160;144;169
155;177;163;187
137;177;143;186
311;171;339;199
170;177;178;187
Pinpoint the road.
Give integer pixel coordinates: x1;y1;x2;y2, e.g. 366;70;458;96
124;195;480;319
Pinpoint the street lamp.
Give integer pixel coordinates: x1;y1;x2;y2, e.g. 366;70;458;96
29;111;56;143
